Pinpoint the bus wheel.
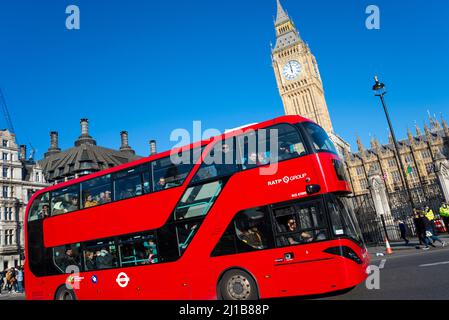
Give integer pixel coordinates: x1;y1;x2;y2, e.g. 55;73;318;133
54;286;77;300
219;269;258;300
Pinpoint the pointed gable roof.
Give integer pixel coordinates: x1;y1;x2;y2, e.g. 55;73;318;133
275;0;290;25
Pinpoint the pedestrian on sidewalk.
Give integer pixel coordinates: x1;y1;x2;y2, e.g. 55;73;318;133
439;202;449;234
423;213;446;247
395;218;409;245
5;268;15;293
413;210;427;247
16;267;23;294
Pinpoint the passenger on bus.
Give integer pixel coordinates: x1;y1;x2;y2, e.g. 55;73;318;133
60;247;80;271
38;205;50;219
278;143;298;161
120;185;136;199
146;247;158;264
245;152;259;169
216;143;236;176
52;201;67;215
98;192;107;204
104;191;112;203
147;240;158;263
84;251;96;270
96;249;114;269
286;218;302;244
155;177;167;191
84;194;98;208
258;152;269;165
66;196;79;212
300;231;313;243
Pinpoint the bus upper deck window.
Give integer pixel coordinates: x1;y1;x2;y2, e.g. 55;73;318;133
80;174;112;209
191;139;239;183
264;124;306;163
51;185;79;216
152;153;199;191
28;192;50;221
113;165;150;201
238;124;306;170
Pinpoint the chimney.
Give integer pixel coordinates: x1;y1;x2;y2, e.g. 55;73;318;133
80;118;89;136
120;131;129;149
50;131;59;149
44;131;61;157
119;131;135;155
150;140;157;155
19;145;27;161
75;118;96;146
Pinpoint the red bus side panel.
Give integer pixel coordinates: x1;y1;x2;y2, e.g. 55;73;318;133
43;188;184;248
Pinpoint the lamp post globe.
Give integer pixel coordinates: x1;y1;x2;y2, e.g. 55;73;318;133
372;75;386;96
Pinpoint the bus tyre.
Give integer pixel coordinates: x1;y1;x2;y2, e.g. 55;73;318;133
219;269;258;300
55;286;77;300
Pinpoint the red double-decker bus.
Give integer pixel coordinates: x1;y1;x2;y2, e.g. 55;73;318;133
25;115;369;300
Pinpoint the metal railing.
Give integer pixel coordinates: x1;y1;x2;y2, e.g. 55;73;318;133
350;182;445;246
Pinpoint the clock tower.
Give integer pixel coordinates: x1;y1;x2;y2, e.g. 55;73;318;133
271;0;334;134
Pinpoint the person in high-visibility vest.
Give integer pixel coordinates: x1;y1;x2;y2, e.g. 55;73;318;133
424;206;435;221
440;202;449;235
424;206;437;235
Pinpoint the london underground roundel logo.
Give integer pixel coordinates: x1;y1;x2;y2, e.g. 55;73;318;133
116;272;130;288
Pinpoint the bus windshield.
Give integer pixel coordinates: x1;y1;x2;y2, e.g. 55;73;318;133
327;195;363;244
302;122;337;154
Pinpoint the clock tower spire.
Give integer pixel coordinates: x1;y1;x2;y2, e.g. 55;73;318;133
271;0;334;134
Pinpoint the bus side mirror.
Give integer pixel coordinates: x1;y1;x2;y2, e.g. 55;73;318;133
306;184;321;195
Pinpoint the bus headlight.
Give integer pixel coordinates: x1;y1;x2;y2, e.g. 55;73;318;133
306;184;321;195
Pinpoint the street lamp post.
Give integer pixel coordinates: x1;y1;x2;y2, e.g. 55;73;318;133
372;76;416;213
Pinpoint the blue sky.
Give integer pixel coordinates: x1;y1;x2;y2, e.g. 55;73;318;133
0;0;448;158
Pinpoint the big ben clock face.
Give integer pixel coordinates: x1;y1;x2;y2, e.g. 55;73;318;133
282;60;302;80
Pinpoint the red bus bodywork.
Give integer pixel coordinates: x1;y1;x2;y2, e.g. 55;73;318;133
25;116;369;300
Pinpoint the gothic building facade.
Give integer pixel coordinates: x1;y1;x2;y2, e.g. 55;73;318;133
345;118;449;195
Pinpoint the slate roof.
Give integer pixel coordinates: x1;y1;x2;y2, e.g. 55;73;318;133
39;144;140;182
